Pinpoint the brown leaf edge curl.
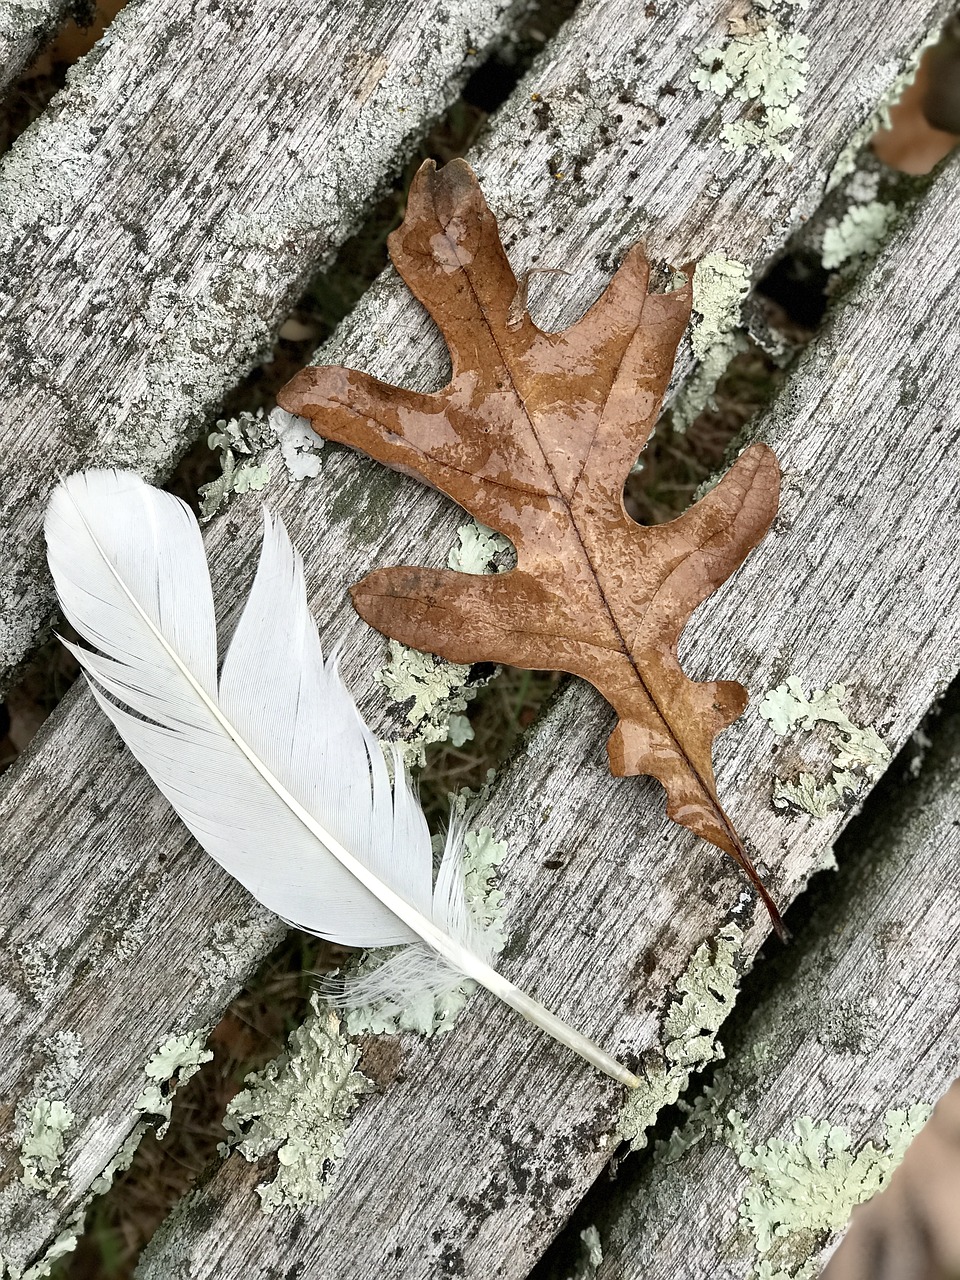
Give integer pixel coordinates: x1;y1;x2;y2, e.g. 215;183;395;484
279;159;785;938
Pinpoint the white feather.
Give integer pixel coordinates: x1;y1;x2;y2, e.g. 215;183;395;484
45;469;638;1087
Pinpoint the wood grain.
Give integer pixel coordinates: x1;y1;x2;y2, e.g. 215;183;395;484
133;152;960;1278
0;0;953;1270
0;0;532;692
0;0;69;95
592;697;960;1280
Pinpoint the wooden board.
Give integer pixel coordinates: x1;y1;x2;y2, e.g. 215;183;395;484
0;0;68;95
134;146;960;1278
589;697;960;1280
0;0;954;1270
0;0;533;692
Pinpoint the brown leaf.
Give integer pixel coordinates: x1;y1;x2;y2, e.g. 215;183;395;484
279;159;783;933
821;1082;960;1280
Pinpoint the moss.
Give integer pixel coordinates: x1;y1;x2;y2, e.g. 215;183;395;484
618;925;742;1146
821;202;898;270
220;1000;372;1214
759;678;891;820
345;826;508;1037
691;9;809;161
728;1105;931;1278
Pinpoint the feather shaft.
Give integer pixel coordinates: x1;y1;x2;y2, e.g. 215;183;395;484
46;471;639;1088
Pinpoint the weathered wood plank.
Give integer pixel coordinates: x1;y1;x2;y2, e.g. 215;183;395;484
0;0;69;95
0;0;533;692
0;0;953;1270
589;697;960;1280
135;143;960;1280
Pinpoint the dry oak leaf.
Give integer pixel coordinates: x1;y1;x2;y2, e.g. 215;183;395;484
279;158;783;934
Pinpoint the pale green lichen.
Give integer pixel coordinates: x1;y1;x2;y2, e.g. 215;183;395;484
220;1000;371;1214
672;255;751;431
691;12;809;160
14;1030;83;1195
447;713;474;748
378;520;508;763
657;1066;733;1165
566;1224;604;1280
619;924;742;1146
728;1105;931;1279
198;404;316;519
3;1123;149;1280
378;640;475;766
233;463;271;495
446;519;514;575
198;409;275;518
19;1100;74;1194
135;1030;213;1138
759;678;891;819
345;826;508;1037
0;1219;81;1280
821;201;897;270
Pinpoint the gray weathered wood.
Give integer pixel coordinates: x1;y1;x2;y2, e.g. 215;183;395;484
0;0;533;692
132;150;960;1279
0;0;954;1270
0;0;69;95
590;700;960;1280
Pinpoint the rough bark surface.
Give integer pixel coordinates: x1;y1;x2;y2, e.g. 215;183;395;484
0;0;532;691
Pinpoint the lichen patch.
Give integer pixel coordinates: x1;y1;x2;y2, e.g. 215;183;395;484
619;924;742;1146
19;1100;74;1195
821;201;898;270
446;519;514;575
220;1000;371;1214
759;678;891;819
728;1105;930;1279
377;520;508;762
14;1030;84;1196
691;7;809;160
672;255;750;430
136;1030;213;1139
